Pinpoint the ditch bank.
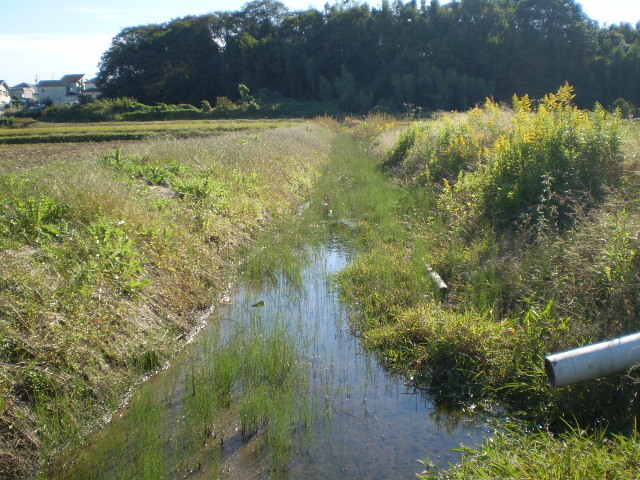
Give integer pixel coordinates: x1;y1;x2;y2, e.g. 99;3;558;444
0;121;338;478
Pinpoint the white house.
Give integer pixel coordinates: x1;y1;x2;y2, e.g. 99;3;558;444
10;83;36;103
37;74;86;105
0;80;10;107
82;77;103;101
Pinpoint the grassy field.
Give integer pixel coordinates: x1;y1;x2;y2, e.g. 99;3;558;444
0;118;337;478
0;119;302;144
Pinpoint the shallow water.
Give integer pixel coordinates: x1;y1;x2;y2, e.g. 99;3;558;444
52;234;490;479
224;237;489;479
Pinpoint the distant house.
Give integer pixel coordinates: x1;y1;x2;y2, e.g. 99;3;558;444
82;77;103;101
10;82;36;103
37;74;87;105
0;80;10;107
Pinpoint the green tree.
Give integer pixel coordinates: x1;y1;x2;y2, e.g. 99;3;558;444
94;0;640;112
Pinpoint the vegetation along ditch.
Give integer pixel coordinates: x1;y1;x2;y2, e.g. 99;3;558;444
39;125;494;479
1;83;640;478
342;85;640;478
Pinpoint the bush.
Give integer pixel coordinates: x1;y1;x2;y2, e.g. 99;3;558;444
0;117;16;128
41;98;146;122
390;84;623;234
40;98;207;122
213;96;237;116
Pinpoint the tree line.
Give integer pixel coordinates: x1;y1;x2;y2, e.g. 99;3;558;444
97;0;640;112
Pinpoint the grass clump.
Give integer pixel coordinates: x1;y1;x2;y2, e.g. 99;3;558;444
419;427;640;480
183;318;310;476
235;318;308;471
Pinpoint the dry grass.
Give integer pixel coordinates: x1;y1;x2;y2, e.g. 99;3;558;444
0;142;125;172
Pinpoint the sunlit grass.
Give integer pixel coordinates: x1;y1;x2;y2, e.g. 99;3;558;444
337;97;640;477
419;427;640;480
48;310;310;479
0;120;337;477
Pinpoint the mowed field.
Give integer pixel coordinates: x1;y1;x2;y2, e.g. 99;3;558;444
0;119;303;145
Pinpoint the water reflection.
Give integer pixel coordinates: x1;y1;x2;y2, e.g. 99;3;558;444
217;236;490;479
52;234;490;480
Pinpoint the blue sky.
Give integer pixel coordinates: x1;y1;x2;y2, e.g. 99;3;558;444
1;0;639;87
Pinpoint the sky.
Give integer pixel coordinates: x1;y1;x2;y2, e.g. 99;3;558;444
1;0;639;87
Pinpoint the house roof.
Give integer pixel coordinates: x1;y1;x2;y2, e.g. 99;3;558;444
0;80;9;88
12;82;35;89
37;75;86;88
61;74;85;83
37;79;64;87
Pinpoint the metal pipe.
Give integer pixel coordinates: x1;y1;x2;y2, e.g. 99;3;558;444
545;332;640;388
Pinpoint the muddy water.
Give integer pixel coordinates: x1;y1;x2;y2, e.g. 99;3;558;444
53;233;490;479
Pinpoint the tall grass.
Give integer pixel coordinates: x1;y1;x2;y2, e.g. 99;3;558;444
338;85;638;425
335;87;640;476
335;88;640;476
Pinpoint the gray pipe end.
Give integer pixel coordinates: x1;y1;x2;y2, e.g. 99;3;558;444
544;357;557;389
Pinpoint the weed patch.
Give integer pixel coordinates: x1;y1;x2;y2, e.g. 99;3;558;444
419;427;640;479
337;97;640;476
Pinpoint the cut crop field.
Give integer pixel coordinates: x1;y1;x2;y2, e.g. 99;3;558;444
0;118;302;144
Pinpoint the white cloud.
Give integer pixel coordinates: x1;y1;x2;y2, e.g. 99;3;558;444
578;0;640;26
0;34;113;86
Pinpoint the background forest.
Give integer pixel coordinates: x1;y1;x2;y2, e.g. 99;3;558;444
96;0;640;113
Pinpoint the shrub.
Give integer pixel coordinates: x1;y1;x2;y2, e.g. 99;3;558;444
41;98;146;122
213;96;237;116
0;117;16;128
390;84;623;234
